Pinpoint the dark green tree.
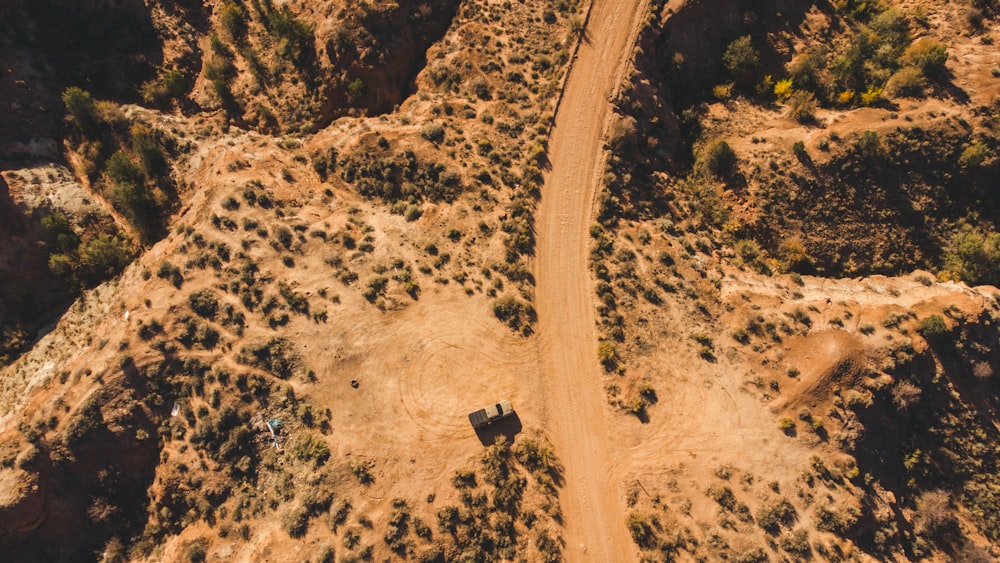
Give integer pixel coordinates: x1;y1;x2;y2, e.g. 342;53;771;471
78;234;133;279
62;87;98;133
723;35;759;88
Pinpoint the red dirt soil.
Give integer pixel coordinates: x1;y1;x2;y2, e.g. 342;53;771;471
536;0;649;559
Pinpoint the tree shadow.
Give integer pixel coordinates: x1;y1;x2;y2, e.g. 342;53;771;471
534;150;552;172
634;408;651;424
723;170;749;194
929;71;971;105
474;412;523;447
10;0;163;102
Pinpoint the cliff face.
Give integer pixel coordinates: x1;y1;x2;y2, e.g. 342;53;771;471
0;384;160;561
2;0;161;100
0;174;65;365
0;0;163;363
314;0;461;120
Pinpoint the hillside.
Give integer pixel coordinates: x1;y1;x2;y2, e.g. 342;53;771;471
0;0;998;562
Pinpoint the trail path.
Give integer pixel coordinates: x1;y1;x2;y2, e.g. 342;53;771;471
535;0;647;560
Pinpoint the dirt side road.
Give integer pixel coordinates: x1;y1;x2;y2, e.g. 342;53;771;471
535;0;647;560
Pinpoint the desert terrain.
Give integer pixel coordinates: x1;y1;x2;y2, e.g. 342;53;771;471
1;0;999;562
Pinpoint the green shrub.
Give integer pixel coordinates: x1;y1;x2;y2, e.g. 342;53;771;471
736;238;761;263
137;320;163;341
111;181;161;239
237;338;298;378
626;513;657;548
735;547;768;563
451;469;477;489
63;394;104;448
275;226;293;249
787;48;824;90
219;2;247;42
131;124;167;177
780;529;811;555
49;253;78;278
814;504;858;534
914;490;956;538
699;345;716;361
315;545;335;563
470;77;491;100
363;276;389;302
341;151;464;203
352;461;374;484
919;314;948;338
886;66;926;97
278;281;309;313
757;498;797;533
347;78;365;101
779;417;796;434
536;529;561;562
901;38;949;79
514;437;558;473
105;152;144;186
282;504;309;538
960;142;990;168
342;528;360;549
492;295;536;334
62;87;98;133
312;146;338;180
204;39;236;102
268;6;313;64
944;225;1000;285
792;141;808;161
706;483;737;510
597;341;617;370
854;130;884;159
789;307;812;327
702;140;737;177
421;122;445;144
787;91;817;123
141;70;187;105
187;289;219;319
164;70;187;99
41;213;80;253
404;204;422;222
78;234;134;279
292;433;330;466
0;328;28;367
157;260;184;288
183;539;208;563
329;500;352;530
723;36;759;76
733;328;750;344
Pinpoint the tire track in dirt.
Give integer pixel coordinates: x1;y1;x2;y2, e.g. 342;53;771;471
535;0;646;560
394;322;539;440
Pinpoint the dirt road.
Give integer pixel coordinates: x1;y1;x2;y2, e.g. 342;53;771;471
535;0;646;560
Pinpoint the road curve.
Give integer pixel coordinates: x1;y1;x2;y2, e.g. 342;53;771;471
535;0;646;561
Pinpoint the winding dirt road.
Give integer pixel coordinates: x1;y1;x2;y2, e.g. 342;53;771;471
536;0;646;560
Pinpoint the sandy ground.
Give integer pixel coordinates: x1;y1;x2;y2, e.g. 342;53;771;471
4;1;997;560
535;0;648;560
